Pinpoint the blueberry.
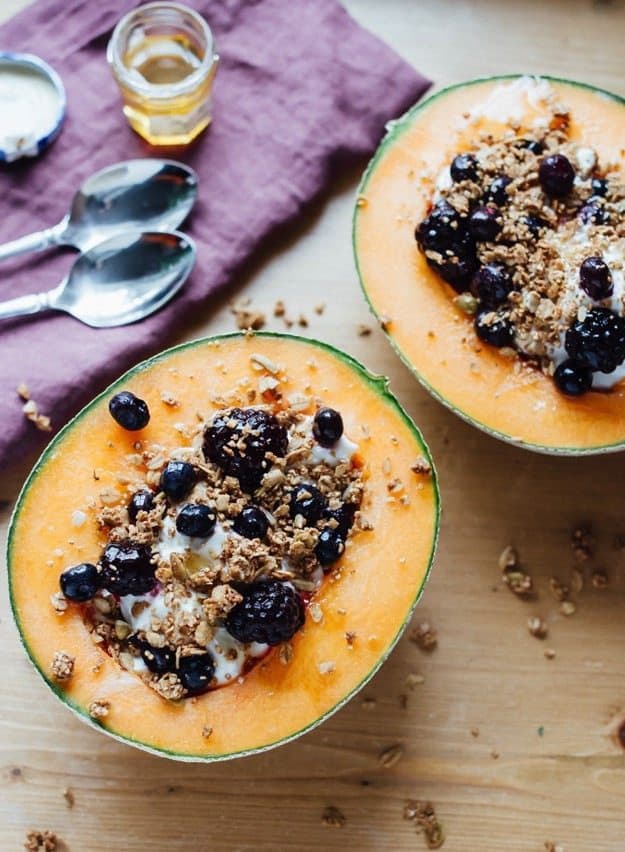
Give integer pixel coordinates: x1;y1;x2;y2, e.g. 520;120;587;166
579;256;613;300
159;461;196;501
289;483;327;525
427;233;479;293
178;653;216;695
450;153;479;183
100;541;155;596
485;175;511;206
225;581;305;646
468;206;501;242
415;201;463;254
590;177;608;197
539;154;575;198
313;407;344;447
128;489;154;524
324;503;356;537
565;307;625;373
176;504;216;538
315;528;345;568
59;562;99;602
522;215;547;239
108;391;150;431
232;506;269;539
135;640;175;674
474;311;514;348
579;200;610;226
473;264;513;307
553;360;593;397
203;408;288;492
518;138;544;155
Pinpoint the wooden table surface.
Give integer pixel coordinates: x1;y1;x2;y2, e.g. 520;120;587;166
3;1;625;850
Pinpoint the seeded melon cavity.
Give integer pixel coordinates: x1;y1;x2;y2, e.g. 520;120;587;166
7;333;438;761
354;75;625;454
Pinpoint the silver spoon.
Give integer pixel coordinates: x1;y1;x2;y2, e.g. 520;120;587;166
0;159;198;262
0;230;195;327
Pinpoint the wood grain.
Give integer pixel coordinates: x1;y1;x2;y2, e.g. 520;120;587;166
2;1;625;850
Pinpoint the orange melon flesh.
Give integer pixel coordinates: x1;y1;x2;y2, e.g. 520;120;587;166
354;76;625;454
8;333;438;760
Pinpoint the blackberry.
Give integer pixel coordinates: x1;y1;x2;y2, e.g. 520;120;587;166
565;307;625;373
203;408;288;492
315;528;345;568
539;154;575;198
290;483;327;525
473;264;512;307
553;360;593;397
176;503;216;538
233;506;269;539
128;489;154;524
474;310;514;348
485;175;511;206
313;407;343;447
178;653;216;695
159;461;196;502
132;639;176;674
416;201;478;292
108;391;150;431
426;233;479;293
60;562;99;602
579;256;613;301
225;581;305;646
100;541;156;596
468;206;501;242
450;153;478;183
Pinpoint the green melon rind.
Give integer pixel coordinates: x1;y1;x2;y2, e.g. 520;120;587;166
7;331;440;762
353;74;625;456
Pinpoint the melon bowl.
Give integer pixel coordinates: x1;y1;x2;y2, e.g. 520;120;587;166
353;74;625;455
7;332;439;762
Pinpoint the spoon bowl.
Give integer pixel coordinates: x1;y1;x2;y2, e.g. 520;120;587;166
0;230;196;327
0;159;198;262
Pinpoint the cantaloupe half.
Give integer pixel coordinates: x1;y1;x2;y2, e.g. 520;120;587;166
7;333;439;761
354;75;625;454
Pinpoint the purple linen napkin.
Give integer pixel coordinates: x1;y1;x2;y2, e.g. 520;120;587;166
0;0;430;467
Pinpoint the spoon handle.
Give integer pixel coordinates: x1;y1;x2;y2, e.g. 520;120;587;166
0;291;51;321
0;220;67;262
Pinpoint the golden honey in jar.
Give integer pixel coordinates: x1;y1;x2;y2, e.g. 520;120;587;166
107;2;218;146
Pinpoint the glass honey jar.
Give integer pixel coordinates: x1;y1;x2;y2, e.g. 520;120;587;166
107;2;218;146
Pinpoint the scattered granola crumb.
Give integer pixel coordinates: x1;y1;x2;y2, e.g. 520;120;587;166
318;660;336;675
298;314;309;328
470;727;480;738
361;697;376;710
17;382;30;400
24;830;59;851
500;546;533;597
379;314;392;331
160;390;179;407
50;592;68;614
230;298;266;331
592;570;608;589
409;621;438;651
51;651;74;681
406;672;425;689
549;577;569;602
273;300;286;317
279;642;294;665
544;843;565;852
559;600;576;616
345;630;356;647
544;648;556;660
357;324;372;336
22;398;52;432
571;525;594;562
403;800;445;849
88;699;110;720
202;725;213;739
490;749;500;759
410;456;432;476
63;787;74;808
309;601;323;623
322;806;346;828
528;616;548;639
314;303;325;315
356;195;368;209
378;743;404;768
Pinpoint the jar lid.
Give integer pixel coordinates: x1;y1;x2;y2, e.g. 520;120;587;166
0;52;66;163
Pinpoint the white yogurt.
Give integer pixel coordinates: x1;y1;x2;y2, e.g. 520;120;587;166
157;514;230;562
289;416;359;468
465;76;555;126
0;65;61;156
